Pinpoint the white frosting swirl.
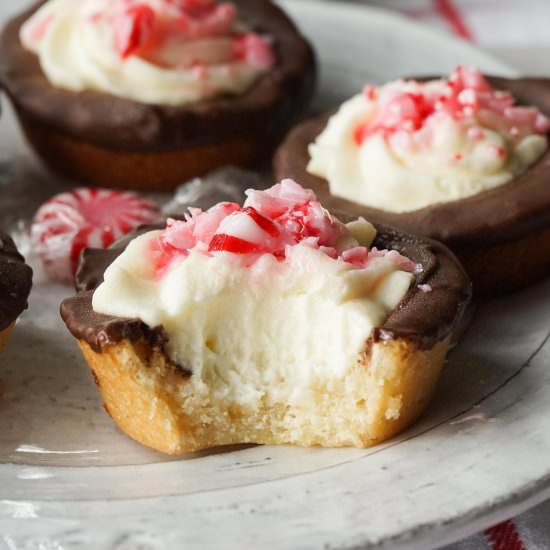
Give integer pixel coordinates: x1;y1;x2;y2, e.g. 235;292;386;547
20;0;275;106
308;68;550;213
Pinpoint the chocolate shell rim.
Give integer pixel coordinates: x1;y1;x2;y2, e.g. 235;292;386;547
273;77;550;249
0;0;317;152
0;233;33;332
60;221;472;354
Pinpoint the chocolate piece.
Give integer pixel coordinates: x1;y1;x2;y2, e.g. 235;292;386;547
61;223;471;352
74;224;163;293
0;233;33;331
60;290;167;353
373;229;470;348
0;1;316;152
274;77;550;252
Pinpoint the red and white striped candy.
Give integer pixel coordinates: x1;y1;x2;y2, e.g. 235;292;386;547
31;188;160;283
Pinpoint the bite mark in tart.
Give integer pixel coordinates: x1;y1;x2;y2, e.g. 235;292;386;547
0;234;33;354
274;67;550;294
61;180;470;454
0;0;316;190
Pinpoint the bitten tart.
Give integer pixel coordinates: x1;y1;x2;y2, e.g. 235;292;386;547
61;179;470;455
274;67;550;294
0;0;316;190
0;234;32;353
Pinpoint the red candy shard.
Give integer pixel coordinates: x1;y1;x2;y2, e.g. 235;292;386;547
243;206;280;238
341;246;369;267
363;85;377;101
113;3;156;59
31;188;160;283
354;123;367;146
208;234;262;254
232;32;275;70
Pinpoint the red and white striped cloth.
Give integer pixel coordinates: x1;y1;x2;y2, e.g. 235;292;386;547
445;499;550;549
363;0;550;47
360;2;550;548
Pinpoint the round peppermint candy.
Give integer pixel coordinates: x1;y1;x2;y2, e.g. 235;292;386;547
31;188;160;283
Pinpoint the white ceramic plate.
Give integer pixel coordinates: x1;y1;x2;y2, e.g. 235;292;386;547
3;2;550;550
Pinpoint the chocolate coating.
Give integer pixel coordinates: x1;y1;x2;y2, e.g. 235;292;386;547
61;222;471;352
0;0;316;152
0;233;33;331
274;77;550;251
60;289;168;353
74;226;160;294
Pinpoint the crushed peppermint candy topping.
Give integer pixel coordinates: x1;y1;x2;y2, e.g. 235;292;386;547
354;66;550;146
149;179;416;277
113;3;156;59
106;0;275;68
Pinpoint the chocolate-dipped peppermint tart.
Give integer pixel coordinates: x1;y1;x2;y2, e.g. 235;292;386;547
61;179;470;455
274;67;550;294
0;0;316;190
0;234;32;352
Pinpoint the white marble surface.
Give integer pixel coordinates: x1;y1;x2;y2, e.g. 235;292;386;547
3;2;550;549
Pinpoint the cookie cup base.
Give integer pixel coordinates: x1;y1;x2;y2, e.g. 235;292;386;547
76;335;450;455
0;323;14;353
457;222;550;296
20;117;266;191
